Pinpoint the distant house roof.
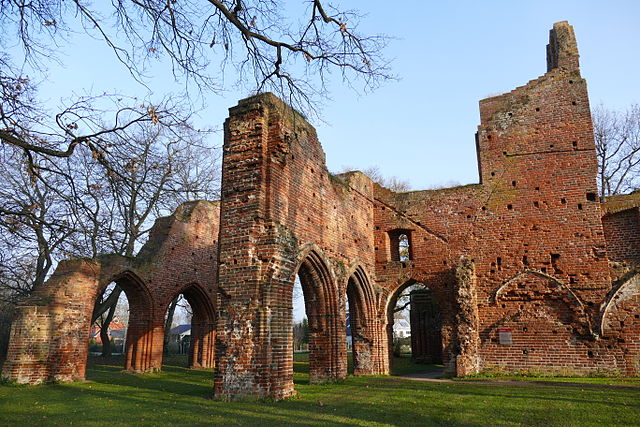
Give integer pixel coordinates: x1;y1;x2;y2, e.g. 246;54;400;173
170;324;191;335
110;329;126;339
396;319;410;329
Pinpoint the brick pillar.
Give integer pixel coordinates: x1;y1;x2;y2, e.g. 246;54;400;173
214;94;298;400
124;309;159;372
454;258;480;376
547;21;580;72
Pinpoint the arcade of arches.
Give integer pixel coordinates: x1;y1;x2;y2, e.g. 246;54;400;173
3;22;640;400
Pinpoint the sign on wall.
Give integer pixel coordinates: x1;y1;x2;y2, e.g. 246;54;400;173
498;328;513;345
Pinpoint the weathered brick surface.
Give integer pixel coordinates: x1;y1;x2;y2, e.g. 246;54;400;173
2;201;219;384
214;95;384;400
213;21;639;399
602;206;640;263
4;21;639;397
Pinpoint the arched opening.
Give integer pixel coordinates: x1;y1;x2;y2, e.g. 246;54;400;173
163;295;192;363
293;251;345;383
388;229;412;261
89;282;130;359
87;272;155;372
345;266;383;375
292;275;309;376
163;284;215;369
387;281;443;374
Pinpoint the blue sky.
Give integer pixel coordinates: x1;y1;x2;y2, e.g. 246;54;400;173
29;1;640;191
10;1;638;323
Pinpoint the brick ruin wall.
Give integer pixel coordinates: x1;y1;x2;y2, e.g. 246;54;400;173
2;21;639;399
214;95;387;399
372;22;638;377
602;204;640;263
2;201;219;384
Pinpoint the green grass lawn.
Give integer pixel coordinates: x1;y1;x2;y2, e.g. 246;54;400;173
0;354;638;426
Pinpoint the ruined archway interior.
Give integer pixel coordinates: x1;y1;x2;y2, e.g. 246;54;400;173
346;266;381;375
172;285;215;369
387;282;443;373
6;23;640;400
162;294;192;365
295;252;344;383
89;282;130;360
88;273;155;373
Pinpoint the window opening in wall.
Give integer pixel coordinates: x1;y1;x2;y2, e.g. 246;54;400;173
398;234;410;261
389;230;412;261
550;253;562;274
388;283;443;375
586;192;597;202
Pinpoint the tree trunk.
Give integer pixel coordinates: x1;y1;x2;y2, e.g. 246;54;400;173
100;301;117;357
164;297;179;354
92;285;123;323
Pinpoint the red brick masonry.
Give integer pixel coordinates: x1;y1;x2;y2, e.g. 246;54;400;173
3;22;639;400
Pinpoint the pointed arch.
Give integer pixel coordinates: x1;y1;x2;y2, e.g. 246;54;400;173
494;269;592;335
294;249;345;383
100;270;156;372
494;269;584;308
600;273;640;337
164;283;216;368
385;279;444;372
346;264;385;375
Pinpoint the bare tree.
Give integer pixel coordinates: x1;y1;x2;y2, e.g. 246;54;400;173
593;104;640;197
0;100;220;356
293;318;309;351
1;1;391;120
0;147;78;301
394;284;423;314
83;120;219;355
164;297;180;354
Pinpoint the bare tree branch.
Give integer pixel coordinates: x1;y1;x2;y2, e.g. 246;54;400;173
594;104;640;197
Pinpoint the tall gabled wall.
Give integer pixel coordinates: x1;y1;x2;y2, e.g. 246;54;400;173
372;21;637;376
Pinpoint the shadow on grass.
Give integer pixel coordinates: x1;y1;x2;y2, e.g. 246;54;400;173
391;354;443;377
1;354;638;426
86;355;213;399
